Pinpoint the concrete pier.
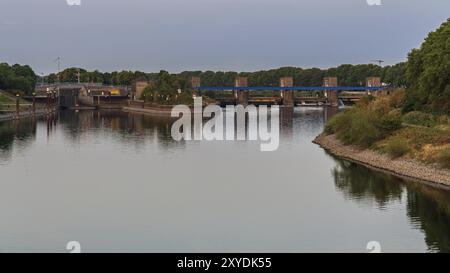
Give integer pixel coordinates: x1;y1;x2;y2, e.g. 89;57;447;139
323;77;339;107
280;77;294;107
235;77;249;106
190;76;201;97
366;77;386;96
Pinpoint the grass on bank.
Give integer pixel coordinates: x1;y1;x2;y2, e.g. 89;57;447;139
325;89;450;169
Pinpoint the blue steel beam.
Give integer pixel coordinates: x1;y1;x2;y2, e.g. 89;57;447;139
196;86;389;91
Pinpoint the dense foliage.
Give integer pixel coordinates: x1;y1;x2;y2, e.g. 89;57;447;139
141;70;193;105
325;89;405;148
404;18;450;114
44;63;406;89
179;63;405;87
0;63;36;95
325;89;450;168
46;68;149;86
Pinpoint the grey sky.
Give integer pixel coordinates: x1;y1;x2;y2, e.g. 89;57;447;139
0;0;448;74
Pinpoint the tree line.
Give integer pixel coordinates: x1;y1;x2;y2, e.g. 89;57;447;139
404;18;450;114
43;63;406;89
0;63;37;95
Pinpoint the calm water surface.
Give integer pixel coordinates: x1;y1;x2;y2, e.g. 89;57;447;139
0;109;449;253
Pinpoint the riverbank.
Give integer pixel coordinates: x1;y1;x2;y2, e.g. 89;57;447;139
0;108;57;122
314;133;450;189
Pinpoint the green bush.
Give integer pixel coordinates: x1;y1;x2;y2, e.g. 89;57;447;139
402;111;437;127
378;109;403;132
325;97;403;148
385;138;410;158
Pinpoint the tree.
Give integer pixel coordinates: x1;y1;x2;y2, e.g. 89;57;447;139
404;18;450;114
141;70;184;104
0;62;36;94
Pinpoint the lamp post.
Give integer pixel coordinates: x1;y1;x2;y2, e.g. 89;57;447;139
15;93;20;118
32;92;36;114
53;90;57;107
46;90;50;111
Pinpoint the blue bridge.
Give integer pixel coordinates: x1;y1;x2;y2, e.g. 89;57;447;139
191;76;390;107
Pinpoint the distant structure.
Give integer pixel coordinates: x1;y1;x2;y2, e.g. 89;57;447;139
190;76;201;89
234;77;249;106
131;77;152;100
366;77;381;87
323;77;339;107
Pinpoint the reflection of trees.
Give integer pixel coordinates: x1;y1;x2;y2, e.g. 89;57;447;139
406;184;450;253
332;159;404;208
331;157;450;252
58;110;185;150
0;119;37;162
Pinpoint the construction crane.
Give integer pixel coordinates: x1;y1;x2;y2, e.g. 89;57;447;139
371;60;384;66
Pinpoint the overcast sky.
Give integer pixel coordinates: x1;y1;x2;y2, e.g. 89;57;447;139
0;0;449;74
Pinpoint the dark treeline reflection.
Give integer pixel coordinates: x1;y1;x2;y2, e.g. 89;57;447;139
332;159;450;252
0;118;37;162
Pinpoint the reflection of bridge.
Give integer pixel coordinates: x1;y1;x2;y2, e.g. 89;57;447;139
192;76;389;107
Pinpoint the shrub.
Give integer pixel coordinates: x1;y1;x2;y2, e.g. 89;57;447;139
402;111;437;127
388;88;406;108
378;109;403;132
437;148;450;169
385;138;410;158
325;96;403;148
436;115;450;125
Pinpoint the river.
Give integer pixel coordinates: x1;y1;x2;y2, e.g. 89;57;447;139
0;108;449;253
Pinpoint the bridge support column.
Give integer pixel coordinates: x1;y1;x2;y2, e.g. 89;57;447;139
280;77;294;107
323;77;339;107
190;76;201;97
235;77;248;106
366;77;382;96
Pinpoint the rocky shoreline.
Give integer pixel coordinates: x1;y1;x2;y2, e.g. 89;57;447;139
313;133;450;189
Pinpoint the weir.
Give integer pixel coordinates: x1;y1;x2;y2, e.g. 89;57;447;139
193;76;386;107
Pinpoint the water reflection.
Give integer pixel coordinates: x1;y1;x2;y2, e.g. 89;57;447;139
0;109;449;252
331;159;450;252
0;118;37;163
332;159;403;208
57;110;183;150
406;183;450;252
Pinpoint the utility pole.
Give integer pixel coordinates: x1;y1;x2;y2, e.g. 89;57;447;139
77;68;81;84
54;57;61;83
